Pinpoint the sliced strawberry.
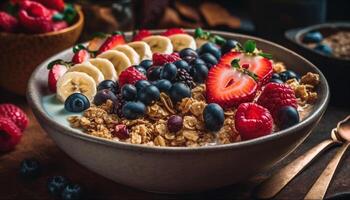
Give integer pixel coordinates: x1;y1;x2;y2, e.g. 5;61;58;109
72;49;90;64
97;34;126;55
48;64;67;93
206;64;258;108
87;37;107;52
220;52;273;86
162;28;185;36
133;29;151;41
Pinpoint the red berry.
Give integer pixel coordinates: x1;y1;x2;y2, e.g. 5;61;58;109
152;52;181;66
52;21;68;31
97;34;126;55
33;0;65;12
257;82;298;119
235;103;273;140
0;117;22;152
133;29;151;41
113;124;129;139
0;104;29;132
118;66;147;87
162;28;185;36
48;64;67;92
0;12;19;33
18;9;53;33
72;49;90;64
19;0;55;19
206;63;258;108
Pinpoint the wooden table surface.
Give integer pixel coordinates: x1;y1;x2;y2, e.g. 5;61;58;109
0;88;349;200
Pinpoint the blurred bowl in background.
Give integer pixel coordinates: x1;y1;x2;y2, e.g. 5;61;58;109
0;6;84;96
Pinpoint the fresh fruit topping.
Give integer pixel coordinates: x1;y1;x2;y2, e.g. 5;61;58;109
134;65;146;75
121;84;137;101
97;33;126;55
135;80;151;91
113;93;125;117
133;29;151;41
122;101;146;120
61;184;83;200
34;0;65;12
194;27;226;46
199;53;218;69
198;42;221;60
93;89;117;106
128;41;153;61
219;51;273;85
67;63;104;84
175;68;196;89
160;63;178;81
179;48;198;59
153;79;172;93
235;103;273;140
279;70;300;82
0;11;19;32
0;104;29;132
87;35;107;52
257;82;297;118
47;176;69;197
90;58;118;81
276;106;300;129
115;45;140;65
18;9;52;33
97;50;131;76
72;49;90;64
303;31;323;43
167;115;183;133
203;103;225;132
48;63;68;93
162;28;185;36
221;39;240;55
0;117;22;152
152;52;181;66
168;33;196;52
206;63;258;108
190;58;206;66
64;93;90;113
137;85;160;105
270;78;284;84
19;158;41;179
142;35;173;54
169;82;191;103
190;63;208;83
139;59;153;71
97;80;118;94
173;60;190;72
113;124;129;139
147;66;162;81
314;43;332;56
118;66;147;87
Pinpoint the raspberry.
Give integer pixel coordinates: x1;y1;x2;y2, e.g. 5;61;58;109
235;103;273;140
152;52;181;66
133;29;151;41
113;124;129;139
0;117;22;152
257;83;297;119
162;28;185;36
0;12;19;32
19;0;55;19
33;0;65;12
18;9;53;33
0;104;29;132
118;66;147;87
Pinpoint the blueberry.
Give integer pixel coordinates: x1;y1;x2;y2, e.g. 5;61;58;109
121;84;137;101
179;48;198;59
134;65;147;75
221;39;239;55
137;85;160;105
303;31;323;43
169;82;191;103
160;63;177;81
122;101;146;119
279;70;300;82
314;44;332;56
139;59;153;71
20;158;41;179
97;80;118;94
167;115;183;133
276;106;300;129
47;176;68;197
272;73;281;80
270;78;284;84
199;53;218;68
153;79;172;93
173;60;190;72
147;66;162;81
190;63;208;83
190;58;206;66
198;43;221;60
93;89;117;106
182;55;196;64
65;93;90;113
135;80;151;91
61;184;83;200
203;103;225;132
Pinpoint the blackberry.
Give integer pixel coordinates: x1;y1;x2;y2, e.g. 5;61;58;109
113;93;125;118
175;68;196;88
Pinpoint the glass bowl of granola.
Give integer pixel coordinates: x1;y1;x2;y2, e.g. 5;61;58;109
27;29;329;193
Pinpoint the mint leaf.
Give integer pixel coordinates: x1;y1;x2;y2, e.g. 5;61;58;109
231;59;241;69
52;13;64;21
73;44;86;53
244;40;256;53
258;52;273;59
194;28;204;38
213;35;226;46
63;4;77;25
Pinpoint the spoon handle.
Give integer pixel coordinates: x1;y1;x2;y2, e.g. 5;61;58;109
255;139;336;199
304;142;350;200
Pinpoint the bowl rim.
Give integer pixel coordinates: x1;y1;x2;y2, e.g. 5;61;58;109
0;5;84;37
27;29;330;153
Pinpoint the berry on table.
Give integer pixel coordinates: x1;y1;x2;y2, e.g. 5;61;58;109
303;31;323;43
121;84;137;101
47;176;69;197
122;102;146;120
235;103;273;140
65;93;90;112
97;80;119;94
199;53;218;68
221;39;239;55
169;82;191;103
139;59;153;71
93;89;117;106
135;80;151;91
167;115;183;133
276;106;300;129
0;103;29;132
137;85;160;105
61;184;83;200
160;63;178;81
198;42;221;60
118;66;147;87
19;158;41;179
203;103;225;132
113;124;129;139
0;117;22;152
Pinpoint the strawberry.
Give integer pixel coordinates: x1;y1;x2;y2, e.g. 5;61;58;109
162;28;185;36
48;64;67;93
18;9;53;33
118;66;147;87
257;82;298;119
0;12;19;32
33;0;65;12
72;49;90;64
206;64;258;108
87;36;107;52
0;104;29;132
97;34;126;55
152;52;181;66
235;103;273;140
133;29;151;41
219;52;273;86
0;117;22;152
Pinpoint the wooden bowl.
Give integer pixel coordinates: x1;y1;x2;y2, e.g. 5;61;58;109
0;7;84;96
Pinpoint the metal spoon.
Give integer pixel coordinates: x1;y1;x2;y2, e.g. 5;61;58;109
304;115;350;199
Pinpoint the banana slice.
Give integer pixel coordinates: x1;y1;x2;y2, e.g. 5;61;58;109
89;58;118;81
169;34;196;51
97;50;131;75
114;45;140;65
67;62;104;84
128;41;152;60
142;35;173;54
56;71;97;102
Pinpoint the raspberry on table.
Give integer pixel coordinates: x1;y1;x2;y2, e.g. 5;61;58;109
0;104;29;132
0;117;22;152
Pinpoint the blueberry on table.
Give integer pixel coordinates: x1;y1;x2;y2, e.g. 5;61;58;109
139;59;153;71
61;184;83;200
97;80;118;94
169;82;191;103
65;93;90;113
47;176;69;197
122;102;146;119
179;48;198;59
134;65;147;75
303;31;323;43
137;85;160;105
121;84;137;101
190;63;208;83
20;158;41;179
314;44;332;56
203;103;225;132
160;63;178;81
135;80;151;91
153;79;172;93
167;115;183;133
173;60;190;72
199;53;218;68
147;66;162;81
279;70;300;82
93;89;117;106
198;42;221;60
221;39;239;55
276;106;300;129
